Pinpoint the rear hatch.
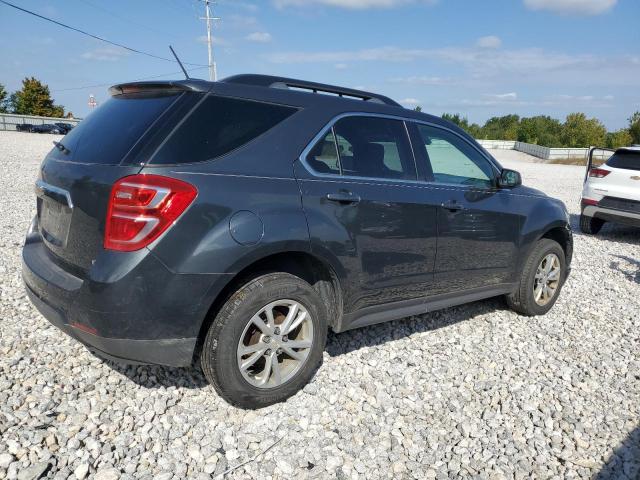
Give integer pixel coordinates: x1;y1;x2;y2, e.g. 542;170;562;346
586;148;640;203
36;84;203;271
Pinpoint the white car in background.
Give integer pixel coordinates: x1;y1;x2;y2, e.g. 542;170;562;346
580;146;640;234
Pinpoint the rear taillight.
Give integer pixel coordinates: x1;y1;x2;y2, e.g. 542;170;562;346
105;174;197;252
581;198;599;207
589;167;611;178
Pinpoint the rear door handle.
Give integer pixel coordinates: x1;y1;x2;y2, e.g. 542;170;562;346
326;192;361;204
441;200;464;212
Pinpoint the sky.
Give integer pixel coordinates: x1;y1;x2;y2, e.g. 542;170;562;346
1;0;638;129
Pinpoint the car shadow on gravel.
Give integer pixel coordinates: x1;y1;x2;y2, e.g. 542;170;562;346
569;214;640;246
95;356;210;390
325;297;507;357
609;255;640;284
594;424;640;479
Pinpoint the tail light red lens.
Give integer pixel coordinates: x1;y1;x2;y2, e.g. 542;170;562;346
105;174;197;252
589;167;611;178
581;198;599;207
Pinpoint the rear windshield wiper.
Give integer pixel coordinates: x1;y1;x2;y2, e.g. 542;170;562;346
53;141;70;155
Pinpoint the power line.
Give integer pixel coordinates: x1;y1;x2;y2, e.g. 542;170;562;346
0;0;207;67
51;66;209;93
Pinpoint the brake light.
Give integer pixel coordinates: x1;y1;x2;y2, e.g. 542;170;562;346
105;174;197;252
589;168;611;178
581;198;599;207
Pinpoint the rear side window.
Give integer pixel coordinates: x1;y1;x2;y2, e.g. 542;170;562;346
151;95;297;165
332;116;416;180
606;150;640;171
54;93;179;165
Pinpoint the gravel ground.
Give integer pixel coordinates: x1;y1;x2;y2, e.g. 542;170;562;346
0;130;638;479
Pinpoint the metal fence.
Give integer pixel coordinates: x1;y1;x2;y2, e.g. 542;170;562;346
0;113;82;131
480;139;615;162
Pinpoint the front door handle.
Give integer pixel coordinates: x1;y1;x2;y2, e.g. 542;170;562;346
326;192;361;205
441;200;464;212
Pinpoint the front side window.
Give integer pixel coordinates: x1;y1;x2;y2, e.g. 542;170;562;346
416;124;495;188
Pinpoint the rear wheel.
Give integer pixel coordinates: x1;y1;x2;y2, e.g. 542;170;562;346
201;273;327;409
579;214;604;234
506;239;566;316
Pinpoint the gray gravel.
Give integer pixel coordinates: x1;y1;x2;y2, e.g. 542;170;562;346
1;130;639;479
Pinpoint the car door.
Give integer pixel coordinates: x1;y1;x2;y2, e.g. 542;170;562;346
410;123;522;294
295;114;438;316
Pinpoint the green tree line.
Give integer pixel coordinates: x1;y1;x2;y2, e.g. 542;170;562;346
0;78;67;118
438;111;640;149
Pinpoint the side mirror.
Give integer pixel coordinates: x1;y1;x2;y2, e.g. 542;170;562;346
498;169;522;188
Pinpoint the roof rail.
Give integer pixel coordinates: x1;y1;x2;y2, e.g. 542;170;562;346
221;74;401;107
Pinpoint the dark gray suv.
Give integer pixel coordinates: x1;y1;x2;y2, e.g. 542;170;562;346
22;75;573;408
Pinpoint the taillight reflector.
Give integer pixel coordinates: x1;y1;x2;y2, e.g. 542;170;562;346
105;174;197;252
589;168;611;178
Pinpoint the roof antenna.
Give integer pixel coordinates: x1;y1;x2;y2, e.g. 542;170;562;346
169;45;189;79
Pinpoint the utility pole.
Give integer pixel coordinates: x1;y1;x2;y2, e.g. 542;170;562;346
200;0;220;81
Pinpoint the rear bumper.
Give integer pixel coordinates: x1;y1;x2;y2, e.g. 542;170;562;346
22;238;223;367
24;284;196;366
582;205;640;228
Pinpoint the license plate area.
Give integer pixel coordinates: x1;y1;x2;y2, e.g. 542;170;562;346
36;184;73;248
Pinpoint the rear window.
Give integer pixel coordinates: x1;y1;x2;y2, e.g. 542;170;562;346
150;95;297;165
606;150;640;171
56;92;180;165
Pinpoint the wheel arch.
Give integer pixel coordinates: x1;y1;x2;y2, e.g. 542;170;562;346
192;250;343;363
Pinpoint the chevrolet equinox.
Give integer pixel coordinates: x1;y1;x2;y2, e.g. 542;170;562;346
22;75;573;408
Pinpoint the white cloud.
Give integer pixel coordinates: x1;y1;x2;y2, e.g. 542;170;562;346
274;0;437;9
400;97;421;105
388;75;451;85
246;31;273;43
476;35;501;49
265;45;640;87
523;0;616;15
334;63;349;69
81;48;128;62
483;92;518;100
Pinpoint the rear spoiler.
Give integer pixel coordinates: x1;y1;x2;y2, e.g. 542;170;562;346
108;80;212;96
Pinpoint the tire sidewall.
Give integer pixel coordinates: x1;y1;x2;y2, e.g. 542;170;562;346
205;274;327;408
522;240;566;316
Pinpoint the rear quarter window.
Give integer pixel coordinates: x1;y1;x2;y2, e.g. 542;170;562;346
606;151;640;171
150;95;297;165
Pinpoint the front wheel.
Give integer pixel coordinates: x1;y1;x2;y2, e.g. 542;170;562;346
201;273;327;409
506;239;566;316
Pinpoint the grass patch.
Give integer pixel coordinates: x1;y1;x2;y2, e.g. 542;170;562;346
548;157;606;166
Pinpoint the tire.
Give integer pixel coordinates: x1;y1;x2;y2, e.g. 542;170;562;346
579;214;604;235
201;272;327;409
506;239;566;316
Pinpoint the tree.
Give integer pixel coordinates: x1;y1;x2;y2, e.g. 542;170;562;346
629;111;640;144
481;115;520;140
517;116;563;147
560;113;606;148
442;113;469;130
606;129;633;149
12;77;64;117
0;84;8;113
413;106;422;112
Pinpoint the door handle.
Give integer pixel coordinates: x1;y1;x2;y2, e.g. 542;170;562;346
441;200;464;212
326;192;361;204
